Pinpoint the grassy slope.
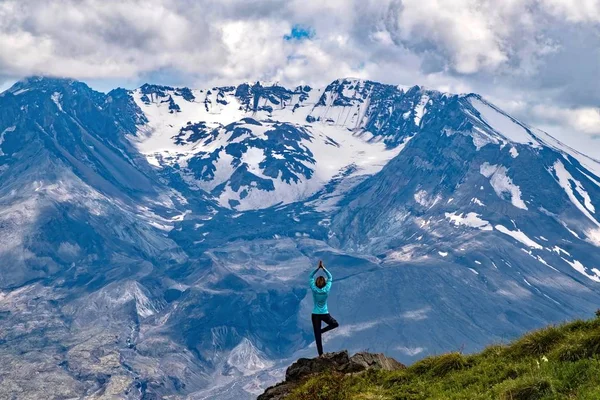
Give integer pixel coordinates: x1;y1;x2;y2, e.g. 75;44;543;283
288;316;600;400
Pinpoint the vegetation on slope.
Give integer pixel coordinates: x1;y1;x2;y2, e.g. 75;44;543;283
288;314;600;400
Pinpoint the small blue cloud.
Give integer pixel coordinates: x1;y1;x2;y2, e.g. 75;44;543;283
284;25;315;41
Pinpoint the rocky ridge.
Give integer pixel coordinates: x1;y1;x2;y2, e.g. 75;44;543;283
258;351;405;400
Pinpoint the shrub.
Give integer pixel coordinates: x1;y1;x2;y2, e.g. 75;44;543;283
479;344;506;359
390;388;430;400
430;353;469;377
408;356;437;376
582;332;600;356
408;352;468;378
553;341;587;362
288;371;350;400
588;317;600;329
562;319;589;332
551;358;596;392
499;377;552;400
511;326;565;357
383;370;411;387
553;331;600;362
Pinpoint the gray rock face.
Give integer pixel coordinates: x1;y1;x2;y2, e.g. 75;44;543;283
258;350;405;400
349;352;406;372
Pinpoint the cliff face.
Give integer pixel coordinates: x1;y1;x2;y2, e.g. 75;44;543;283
258;350;405;400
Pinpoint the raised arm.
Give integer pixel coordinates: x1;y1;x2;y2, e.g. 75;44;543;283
309;267;319;291
323;267;332;292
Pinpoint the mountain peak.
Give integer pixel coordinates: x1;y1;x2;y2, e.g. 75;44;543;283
9;75;75;90
3;76;97;99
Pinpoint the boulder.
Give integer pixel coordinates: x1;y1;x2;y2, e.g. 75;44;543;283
349;352;405;372
258;350;405;400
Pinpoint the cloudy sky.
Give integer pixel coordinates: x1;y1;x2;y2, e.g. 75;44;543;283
1;0;599;157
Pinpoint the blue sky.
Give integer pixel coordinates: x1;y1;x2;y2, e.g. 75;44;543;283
284;25;315;41
0;0;598;157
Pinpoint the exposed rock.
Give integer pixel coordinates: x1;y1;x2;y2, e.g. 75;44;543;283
349;352;405;372
258;350;405;400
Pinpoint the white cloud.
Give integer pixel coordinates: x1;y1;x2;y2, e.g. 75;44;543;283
541;0;600;23
0;0;599;157
531;105;600;136
0;0;589;83
393;0;512;74
0;0;222;78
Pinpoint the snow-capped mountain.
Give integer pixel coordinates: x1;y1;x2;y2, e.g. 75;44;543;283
0;76;599;399
129;79;425;210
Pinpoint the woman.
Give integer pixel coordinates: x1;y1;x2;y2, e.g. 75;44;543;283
309;260;339;356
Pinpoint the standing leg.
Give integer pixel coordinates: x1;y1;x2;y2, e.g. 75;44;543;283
320;314;339;334
311;314;324;356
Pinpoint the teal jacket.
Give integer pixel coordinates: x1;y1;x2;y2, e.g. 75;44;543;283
309;268;332;314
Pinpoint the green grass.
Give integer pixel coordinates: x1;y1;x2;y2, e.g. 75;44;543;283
287;316;600;400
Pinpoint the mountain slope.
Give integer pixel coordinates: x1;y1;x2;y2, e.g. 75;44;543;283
271;315;600;400
0;77;599;399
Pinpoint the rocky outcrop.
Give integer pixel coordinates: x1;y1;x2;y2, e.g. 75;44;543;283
258;350;405;400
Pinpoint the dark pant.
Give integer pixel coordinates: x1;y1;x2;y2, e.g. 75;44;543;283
311;313;339;356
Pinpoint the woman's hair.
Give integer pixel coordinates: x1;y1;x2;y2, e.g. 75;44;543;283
315;276;327;289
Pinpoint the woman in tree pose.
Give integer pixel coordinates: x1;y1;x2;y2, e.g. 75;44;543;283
309;260;339;356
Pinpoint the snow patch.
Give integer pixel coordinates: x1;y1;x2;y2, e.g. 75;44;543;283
470;97;539;146
396;346;425;356
469;126;499;150
445;212;492;231
552;246;571;256
578;168;600;188
414;94;429;126
552;161;598;226
414;190;441;208
471;198;485;207
561;258;600;283
586;227;600;247
480;163;527;210
401;307;430;321
0;126;15;156
535;256;559;272
51;92;63;112
495;225;542;249
532;127;600;178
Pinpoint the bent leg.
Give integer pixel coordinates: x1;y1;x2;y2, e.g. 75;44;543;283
320;314;339;334
311;314;324;356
